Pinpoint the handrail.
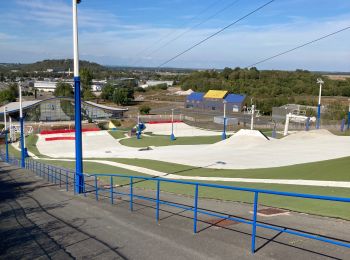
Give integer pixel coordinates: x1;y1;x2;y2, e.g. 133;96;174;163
1;151;350;255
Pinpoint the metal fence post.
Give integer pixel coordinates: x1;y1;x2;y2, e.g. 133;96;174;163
110;176;114;205
130;177;133;211
47;165;50;182
251;192;259;254
73;174;76;195
95;176;98;201
156;180;160;222
66;170;69;191
59;168;62;188
193;184;199;233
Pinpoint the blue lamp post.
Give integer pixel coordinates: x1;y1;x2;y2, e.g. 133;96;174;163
4;107;9;163
19;84;25;168
316;78;323;129
137;113;141;139
222;100;227;140
73;0;84;193
170;108;176;141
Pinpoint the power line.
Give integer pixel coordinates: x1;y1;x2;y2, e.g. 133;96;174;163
248;26;350;67
145;0;241;60
157;0;275;68
129;0;224;66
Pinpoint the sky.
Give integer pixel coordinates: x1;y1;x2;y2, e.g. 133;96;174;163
0;0;349;71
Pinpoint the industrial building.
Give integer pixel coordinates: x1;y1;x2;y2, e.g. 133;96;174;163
185;90;246;112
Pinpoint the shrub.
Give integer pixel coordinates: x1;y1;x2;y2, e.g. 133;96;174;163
97;122;108;130
139;105;151;115
111;119;121;127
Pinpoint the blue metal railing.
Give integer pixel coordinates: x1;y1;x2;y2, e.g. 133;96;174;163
1;151;350;254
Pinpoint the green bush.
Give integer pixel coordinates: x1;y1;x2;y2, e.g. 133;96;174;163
111;119;121;127
139;105;151;115
97;122;108;130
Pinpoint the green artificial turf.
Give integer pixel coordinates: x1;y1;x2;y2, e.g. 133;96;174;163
108;130;128;139
119;135;223;147
103;157;350;181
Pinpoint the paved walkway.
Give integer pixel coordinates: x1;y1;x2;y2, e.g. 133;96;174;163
1;161;350;259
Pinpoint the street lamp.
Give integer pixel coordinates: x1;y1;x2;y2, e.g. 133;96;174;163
19;84;26;168
250;104;255;130
73;0;84;193
4;106;9;162
222;100;227;140
137;113;141;139
316;78;324;129
170;108;176;141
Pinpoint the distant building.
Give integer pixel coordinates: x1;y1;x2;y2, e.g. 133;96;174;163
0;97;127;122
185;90;246;112
140;80;174;89
34;80;74;92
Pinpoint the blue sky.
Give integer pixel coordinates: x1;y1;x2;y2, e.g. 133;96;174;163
0;0;349;71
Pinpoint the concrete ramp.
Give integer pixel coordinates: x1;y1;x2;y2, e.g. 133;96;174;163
213;129;269;148
144;122;222;137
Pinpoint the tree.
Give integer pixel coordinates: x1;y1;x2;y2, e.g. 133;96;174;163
80;68;93;90
112;87;134;105
80;68;93;99
54;82;74;97
82;89;96;101
101;83;115;100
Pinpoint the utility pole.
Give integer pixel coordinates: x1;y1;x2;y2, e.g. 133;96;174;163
250;105;255;130
170;108;176;141
222;100;227;140
19;84;25;168
4;107;9;162
73;0;84;193
316;78;324;129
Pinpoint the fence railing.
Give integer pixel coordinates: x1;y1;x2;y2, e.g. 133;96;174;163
1;152;350;255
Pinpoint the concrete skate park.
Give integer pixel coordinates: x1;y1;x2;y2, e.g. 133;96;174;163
33;122;350;170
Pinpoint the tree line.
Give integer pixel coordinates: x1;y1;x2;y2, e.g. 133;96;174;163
179;67;350;115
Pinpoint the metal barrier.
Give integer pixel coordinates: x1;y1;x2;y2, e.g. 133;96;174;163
1;152;350;254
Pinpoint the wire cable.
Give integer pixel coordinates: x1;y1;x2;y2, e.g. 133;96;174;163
145;0;241;59
247;26;350;67
157;0;275;68
130;0;224;65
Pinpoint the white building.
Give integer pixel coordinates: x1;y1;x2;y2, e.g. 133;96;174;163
34;80;73;92
140;80;174;89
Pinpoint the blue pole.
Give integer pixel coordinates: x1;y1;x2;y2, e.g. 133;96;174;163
305;117;310;131
347;111;350;130
170;121;176;141
221;117;227;140
156;180;160;222
5;131;9;163
95;176;98;201
130;177;134;211
251;192;259;254
316;104;321;129
193;184;199;233
20;117;25;168
340;119;345;132
74;76;84;193
110;176;114;205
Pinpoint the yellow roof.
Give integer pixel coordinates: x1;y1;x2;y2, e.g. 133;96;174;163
204;90;228;99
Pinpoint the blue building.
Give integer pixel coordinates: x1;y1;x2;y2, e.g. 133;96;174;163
185;90;246;112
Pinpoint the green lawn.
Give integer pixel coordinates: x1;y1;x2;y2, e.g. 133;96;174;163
119;135;223;147
3;143;350;220
99;157;350;181
37;157;350;220
108;130;128;139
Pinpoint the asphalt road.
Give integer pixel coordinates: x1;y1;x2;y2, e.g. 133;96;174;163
0;161;349;259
